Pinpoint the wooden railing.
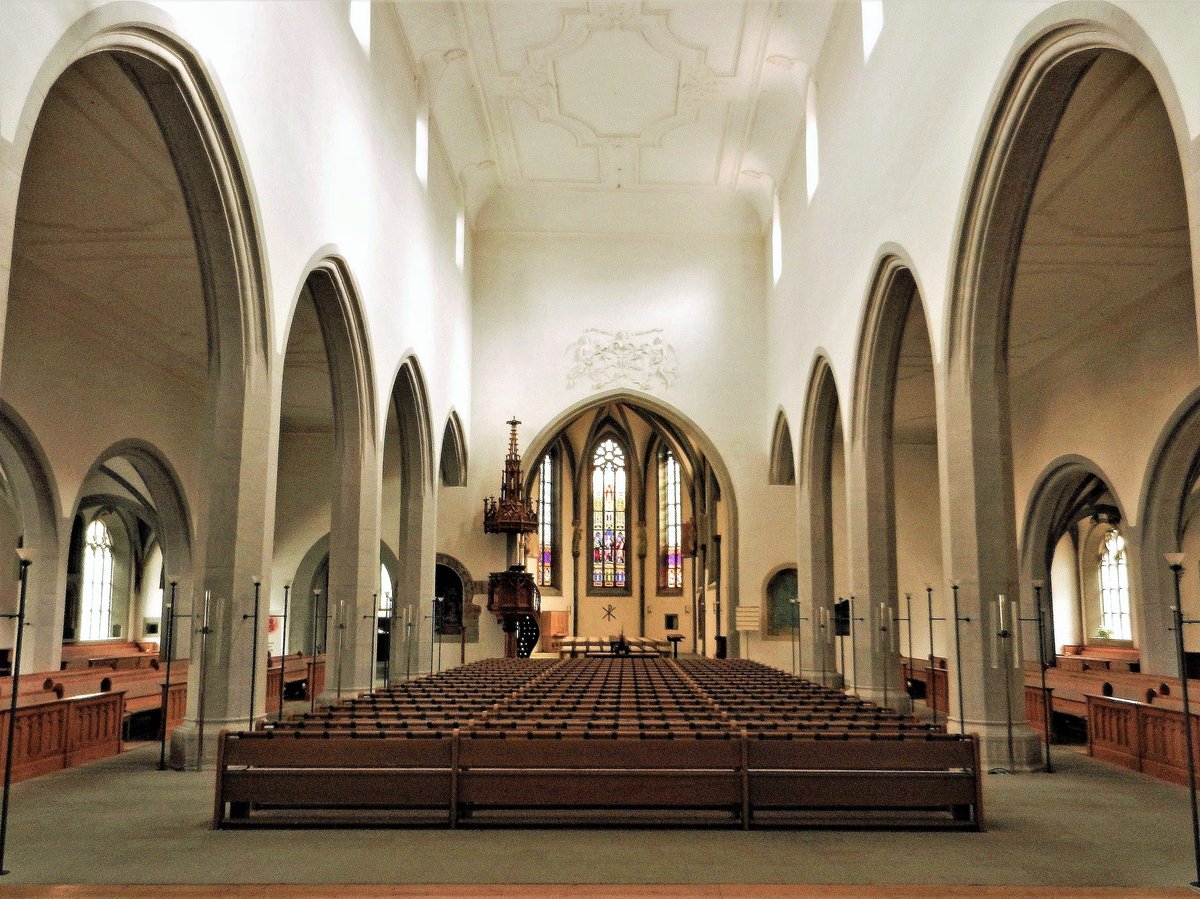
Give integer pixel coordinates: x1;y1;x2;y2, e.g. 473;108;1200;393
901;658;949;713
264;653;319;715
1023;684;1053;738
1086;694;1200;787
0;691;124;782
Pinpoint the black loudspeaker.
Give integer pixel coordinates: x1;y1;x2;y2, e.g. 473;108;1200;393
715;635;728;659
833;599;851;637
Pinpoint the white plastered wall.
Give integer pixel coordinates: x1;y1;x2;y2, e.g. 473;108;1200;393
464;229;796;661
769;1;1200;676
0;2;473;676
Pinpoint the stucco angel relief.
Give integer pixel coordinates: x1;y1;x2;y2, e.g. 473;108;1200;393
566;328;679;391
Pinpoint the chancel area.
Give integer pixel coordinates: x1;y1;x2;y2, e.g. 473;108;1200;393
0;0;1199;893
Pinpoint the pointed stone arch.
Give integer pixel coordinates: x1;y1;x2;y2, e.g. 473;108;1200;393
383;355;436;677
439;410;468;488
796;354;844;681
768;409;796;487
0;402;61;668
1139;388;1200;668
525;390;738;654
1;15;272;763
277;253;379;698
846;254;944;706
943;11;1196;757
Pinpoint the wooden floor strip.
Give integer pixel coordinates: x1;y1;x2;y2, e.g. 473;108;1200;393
0;886;1189;898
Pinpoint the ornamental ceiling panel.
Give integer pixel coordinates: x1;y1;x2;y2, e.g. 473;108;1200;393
393;1;836;232
461;0;771;191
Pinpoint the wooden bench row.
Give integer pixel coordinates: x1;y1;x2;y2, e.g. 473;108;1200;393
1022;665;1196;722
60;640;159;671
214;729;982;830
557;636;670;658
1058;645;1140;672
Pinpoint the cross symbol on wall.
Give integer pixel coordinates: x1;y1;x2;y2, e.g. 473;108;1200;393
602;604;616;621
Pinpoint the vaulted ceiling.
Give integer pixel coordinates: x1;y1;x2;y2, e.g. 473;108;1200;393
391;1;835;234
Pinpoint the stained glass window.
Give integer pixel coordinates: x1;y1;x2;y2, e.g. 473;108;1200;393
658;447;682;591
591;438;627;589
1099;529;1131;640
81;518;115;641
535;451;556;587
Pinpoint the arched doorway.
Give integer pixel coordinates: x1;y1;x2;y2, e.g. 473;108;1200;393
432;562;464;673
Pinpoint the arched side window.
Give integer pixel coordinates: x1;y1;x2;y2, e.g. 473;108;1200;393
658;446;682;593
535;450;558;588
81;518;115;641
591;438;627;590
766;567;799;636
1098;529;1131;640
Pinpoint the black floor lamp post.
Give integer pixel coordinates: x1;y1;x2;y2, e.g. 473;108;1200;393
1165;553;1200;890
1027;578;1053;773
0;547;31;876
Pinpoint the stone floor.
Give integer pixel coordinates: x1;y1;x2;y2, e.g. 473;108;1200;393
0;744;1193;889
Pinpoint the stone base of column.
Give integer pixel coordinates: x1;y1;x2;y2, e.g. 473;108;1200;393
799;666;825;684
967;720;1044;772
319;681;371;704
800;667;844;690
852;684;911;712
169;717;244;771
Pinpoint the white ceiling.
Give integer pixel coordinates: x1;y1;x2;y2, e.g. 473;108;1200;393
280;285;334;434
391;1;835;234
1009;52;1193;384
9;55;209;396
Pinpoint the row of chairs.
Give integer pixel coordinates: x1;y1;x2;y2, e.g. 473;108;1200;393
218;655;981;828
678;657;940;738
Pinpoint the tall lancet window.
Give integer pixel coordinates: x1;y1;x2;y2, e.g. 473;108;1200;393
535;451;557;587
591;438;627;589
658;447;682;592
81;518;115;641
1098;529;1131;640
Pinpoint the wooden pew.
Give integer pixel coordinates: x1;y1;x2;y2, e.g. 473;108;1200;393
455;732;744;827
0;691;124;783
60;640;158;671
1024;665;1197;722
215;657;984;830
746;733;982;829
214;731;455;827
42;661;190;738
1059;645;1140;672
